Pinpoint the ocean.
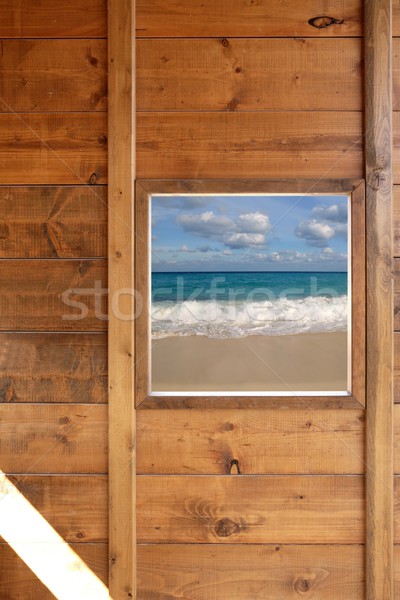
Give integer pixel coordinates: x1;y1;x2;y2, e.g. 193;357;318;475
151;271;348;339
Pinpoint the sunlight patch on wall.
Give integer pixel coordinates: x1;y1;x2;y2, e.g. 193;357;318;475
0;471;109;600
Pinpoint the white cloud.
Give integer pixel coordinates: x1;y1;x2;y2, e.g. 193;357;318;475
237;212;271;233
312;203;348;223
177;211;235;239
224;232;266;248
295;219;336;247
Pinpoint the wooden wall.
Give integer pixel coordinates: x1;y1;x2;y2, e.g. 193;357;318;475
0;1;109;596
0;0;398;597
134;1;394;598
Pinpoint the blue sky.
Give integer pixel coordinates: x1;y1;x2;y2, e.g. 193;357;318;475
151;194;349;272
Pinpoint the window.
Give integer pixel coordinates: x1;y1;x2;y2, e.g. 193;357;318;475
135;180;365;408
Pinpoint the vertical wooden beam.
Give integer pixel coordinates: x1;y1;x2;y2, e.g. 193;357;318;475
365;1;393;599
108;1;135;598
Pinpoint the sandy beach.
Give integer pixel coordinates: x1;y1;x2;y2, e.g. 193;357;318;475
151;331;348;393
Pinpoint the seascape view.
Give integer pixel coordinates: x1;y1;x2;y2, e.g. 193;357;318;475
150;194;349;393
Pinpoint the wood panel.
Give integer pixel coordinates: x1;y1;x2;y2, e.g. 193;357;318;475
137;544;364;599
136;0;362;38
0;0;107;38
0;40;107;112
108;0;135;596
3;475;107;542
393;259;400;330
137;409;365;475
137;476;364;544
137;112;363;179
0;113;107;185
0;333;107;403
365;1;394;597
0;404;107;474
396;333;400;403
137;38;363;112
0;542;107;599
0;187;107;258
0;260;107;331
393;187;400;256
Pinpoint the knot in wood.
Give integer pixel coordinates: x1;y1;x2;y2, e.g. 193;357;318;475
214;517;240;537
308;16;344;29
221;38;229;48
368;168;388;191
294;576;312;594
89;172;97;185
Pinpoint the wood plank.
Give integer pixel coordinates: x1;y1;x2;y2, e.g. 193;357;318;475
136;0;362;37
0;113;107;185
0;40;107;112
137;112;363;179
365;1;394;598
393;186;400;256
0;187;107;258
0;260;107;331
137;38;363;111
0;333;107;403
137;544;365;599
0;0;107;38
0;404;107;474
395;333;400;402
137;476;364;544
393;260;400;329
0;542;107;599
108;0;135;597
137;409;365;475
1;475;107;543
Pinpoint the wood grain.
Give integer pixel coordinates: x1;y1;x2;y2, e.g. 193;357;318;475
137;409;365;475
0;0;107;38
393;260;400;330
137;544;364;599
136;0;362;37
3;475;107;542
0;260;107;331
137;476;364;544
0;543;107;599
0;333;107;403
137;38;363;111
0;404;107;474
0;40;107;112
137;112;363;179
365;1;394;598
0;113;107;185
396;333;400;403
108;0;136;597
0;187;107;258
393;186;400;256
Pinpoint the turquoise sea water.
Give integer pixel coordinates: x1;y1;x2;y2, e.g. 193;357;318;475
151;271;348;339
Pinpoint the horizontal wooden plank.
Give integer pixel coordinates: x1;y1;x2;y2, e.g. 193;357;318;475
0;187;107;258
0;40;107;112
138;544;364;599
0;333;107;403
0;260;107;331
0;542;107;599
2;475;107;542
137;410;365;475
0;113;107;185
0;404;107;474
137;476;364;544
137;38;363;111
136;0;362;37
137;112;363;179
0;0;107;38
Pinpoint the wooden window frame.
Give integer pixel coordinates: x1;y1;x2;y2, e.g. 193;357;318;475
135;178;366;410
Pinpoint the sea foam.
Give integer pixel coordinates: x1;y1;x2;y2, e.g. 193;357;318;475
151;295;348;339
